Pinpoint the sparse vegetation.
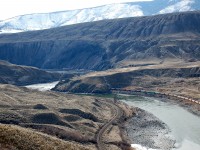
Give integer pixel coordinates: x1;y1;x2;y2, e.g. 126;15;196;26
0;84;134;149
59;109;99;122
0;124;90;150
54;62;200;100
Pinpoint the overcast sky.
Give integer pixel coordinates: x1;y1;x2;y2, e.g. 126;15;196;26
0;0;153;20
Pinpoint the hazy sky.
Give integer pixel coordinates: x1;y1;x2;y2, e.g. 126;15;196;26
0;0;153;20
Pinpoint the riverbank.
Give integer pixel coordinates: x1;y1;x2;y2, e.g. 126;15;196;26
122;95;200;150
71;93;200;150
174;97;200;117
87;94;176;150
123;107;175;150
24;82;200;150
112;90;200;118
25;81;59;91
0;83;140;150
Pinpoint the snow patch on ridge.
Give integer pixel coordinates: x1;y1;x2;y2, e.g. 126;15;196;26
159;0;195;14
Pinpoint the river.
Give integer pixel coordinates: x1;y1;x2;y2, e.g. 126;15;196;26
25;81;59;91
122;95;200;150
25;82;200;150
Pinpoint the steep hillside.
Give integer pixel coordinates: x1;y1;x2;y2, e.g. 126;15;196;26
0;124;89;150
53;61;200;99
0;11;200;70
0;60;59;85
0;0;199;33
53;64;200;93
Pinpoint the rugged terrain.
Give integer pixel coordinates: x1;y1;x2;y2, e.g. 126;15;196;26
0;60;59;85
54;61;200;98
0;11;200;70
0;84;134;150
54;61;200;117
0;7;200;150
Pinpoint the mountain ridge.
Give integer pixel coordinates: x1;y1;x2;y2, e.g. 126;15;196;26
0;11;200;42
0;0;199;34
0;11;199;70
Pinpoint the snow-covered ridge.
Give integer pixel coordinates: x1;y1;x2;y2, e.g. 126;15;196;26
0;0;199;34
0;3;143;33
159;0;195;14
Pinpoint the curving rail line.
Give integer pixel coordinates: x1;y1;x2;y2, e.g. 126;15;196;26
112;88;200;105
96;100;123;150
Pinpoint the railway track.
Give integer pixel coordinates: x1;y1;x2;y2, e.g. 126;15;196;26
96;100;123;150
112;89;200;105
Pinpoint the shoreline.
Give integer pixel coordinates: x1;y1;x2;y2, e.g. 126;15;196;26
113;100;175;150
74;92;200;149
112;90;200;118
121;107;175;150
17;85;200;150
117;94;200;150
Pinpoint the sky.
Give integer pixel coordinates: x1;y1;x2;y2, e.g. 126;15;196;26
0;0;153;20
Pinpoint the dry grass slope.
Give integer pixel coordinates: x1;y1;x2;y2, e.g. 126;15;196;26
0;124;90;150
0;84;135;149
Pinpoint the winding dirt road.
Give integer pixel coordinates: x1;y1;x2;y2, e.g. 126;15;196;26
96;100;123;150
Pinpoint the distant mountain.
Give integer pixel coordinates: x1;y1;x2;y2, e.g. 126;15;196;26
0;11;199;71
0;61;59;85
0;0;199;33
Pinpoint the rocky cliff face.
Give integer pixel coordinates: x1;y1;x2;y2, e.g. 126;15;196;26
0;11;200;70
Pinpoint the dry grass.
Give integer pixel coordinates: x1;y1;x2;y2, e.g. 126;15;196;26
54;62;200;118
65;61;200;101
105;126;122;143
0;124;90;150
0;84;133;149
76;61;200;79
